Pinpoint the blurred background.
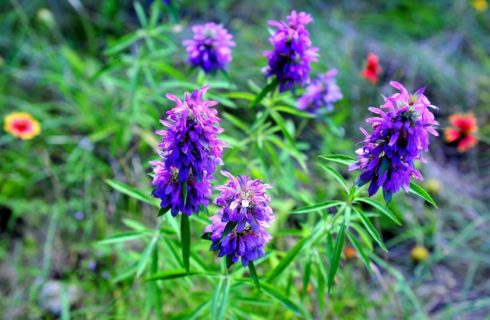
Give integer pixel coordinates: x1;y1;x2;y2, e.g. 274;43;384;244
0;0;489;319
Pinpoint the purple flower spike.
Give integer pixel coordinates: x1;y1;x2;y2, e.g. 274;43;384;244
215;171;273;233
204;172;274;266
151;86;226;216
263;10;319;93
349;81;439;202
297;69;342;115
205;215;272;266
183;23;235;74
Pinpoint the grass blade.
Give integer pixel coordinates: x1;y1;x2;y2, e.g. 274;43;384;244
410;181;438;208
261;283;304;317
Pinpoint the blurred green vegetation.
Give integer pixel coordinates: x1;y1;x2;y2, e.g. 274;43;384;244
0;0;489;319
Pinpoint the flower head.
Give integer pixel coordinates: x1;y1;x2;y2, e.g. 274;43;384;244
444;113;478;152
204;214;272;266
472;0;488;12
215;171;273;233
362;53;382;85
410;245;429;262
151;86;226;216
204;172;274;266
297;69;342;115
183;23;235;74
349;81;438;201
263;10;318;92
4;112;41;140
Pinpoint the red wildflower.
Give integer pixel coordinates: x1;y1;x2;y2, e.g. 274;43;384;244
444;113;478;152
362;53;382;85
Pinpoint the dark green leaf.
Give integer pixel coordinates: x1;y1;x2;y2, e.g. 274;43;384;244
146;269;204;281
249;78;278;108
182;182;188;206
158;207;169;217
409;181;438;208
181;214;191;273
248;261;261;290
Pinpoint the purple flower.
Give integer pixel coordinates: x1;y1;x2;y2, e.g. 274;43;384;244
204;172;274;266
183;23;235;74
263;10;319;93
297;69;342;115
349;81;439;202
215;171;273;233
151;86;226;216
204;212;272;266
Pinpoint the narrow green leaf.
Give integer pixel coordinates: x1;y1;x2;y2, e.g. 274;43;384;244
136;233;159;277
319;154;356;166
266;229;319;282
270;109;296;147
181;214;191;273
409;181;438;208
98;231;149;245
249;78;278;108
212;278;224;320
158;207;169;217
290;201;343;214
328;223;345;292
146;269;204;281
319;164;349;193
357;198;402;225
301;254;312;298
274;105;315;118
353;207;387;251
106;179;158;207
248;261;261;290
347;233;372;272
261;283;304;317
134;2;148;27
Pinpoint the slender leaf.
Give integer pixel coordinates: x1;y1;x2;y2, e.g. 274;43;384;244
261;283;304;317
146;269;204;281
319;154;356;166
98;231;149;245
249;78;278;108
291;201;343;214
328;223;345;292
347;233;372;272
319;164;349;193
106;179;158;207
357;198;402;225
353;207;387;251
410;181;437;207
248;261;261;290
181;214;191;273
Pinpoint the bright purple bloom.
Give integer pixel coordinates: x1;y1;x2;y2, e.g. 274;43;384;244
204;171;274;266
215;171;273;233
183;23;235;74
297;69;342;115
263;10;319;92
349;81;439;202
205;214;272;266
151;86;226;216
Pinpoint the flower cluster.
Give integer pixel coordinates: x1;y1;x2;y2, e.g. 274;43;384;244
4;112;41;140
444;113;478;152
349;81;439;202
183;23;235;74
362;53;382;85
204;171;273;266
151;86;226;216
263;10;318;92
297;69;342;115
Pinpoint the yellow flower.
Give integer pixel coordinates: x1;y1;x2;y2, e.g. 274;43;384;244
410;245;429;262
472;0;488;12
4;112;41;140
